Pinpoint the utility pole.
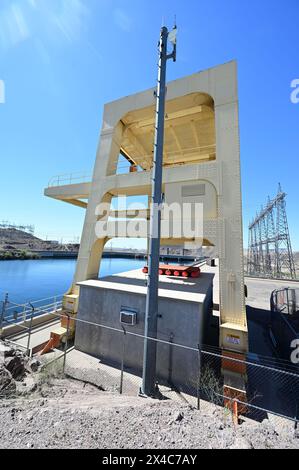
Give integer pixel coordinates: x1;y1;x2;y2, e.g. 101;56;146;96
141;24;177;397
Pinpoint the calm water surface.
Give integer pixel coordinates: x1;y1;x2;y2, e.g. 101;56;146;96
0;258;145;304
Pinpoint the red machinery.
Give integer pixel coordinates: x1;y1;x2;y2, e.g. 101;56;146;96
142;264;201;278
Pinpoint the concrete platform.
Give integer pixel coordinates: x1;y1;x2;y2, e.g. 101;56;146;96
79;267;214;304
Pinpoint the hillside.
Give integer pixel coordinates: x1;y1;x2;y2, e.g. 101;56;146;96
0;228;79;259
0;228;45;246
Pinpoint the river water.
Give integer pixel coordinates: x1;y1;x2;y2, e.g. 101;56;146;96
0;258;145;305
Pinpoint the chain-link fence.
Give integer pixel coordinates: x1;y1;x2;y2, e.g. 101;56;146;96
35;311;299;429
269;288;299;362
271;287;299;315
1;298;299;429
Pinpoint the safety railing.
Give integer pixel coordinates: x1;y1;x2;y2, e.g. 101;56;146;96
47;163;143;188
0;293;63;331
47;154;149;188
271;288;299;315
48;172;92;187
46;147;218;188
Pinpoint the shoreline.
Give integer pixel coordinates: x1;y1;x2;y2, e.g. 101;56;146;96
0;251;201;263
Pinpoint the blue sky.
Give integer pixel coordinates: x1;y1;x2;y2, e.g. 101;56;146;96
0;0;298;249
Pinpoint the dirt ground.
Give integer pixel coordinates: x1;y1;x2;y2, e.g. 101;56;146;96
0;375;298;449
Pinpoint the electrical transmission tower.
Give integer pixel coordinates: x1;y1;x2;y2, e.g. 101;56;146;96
0;221;35;235
247;184;296;279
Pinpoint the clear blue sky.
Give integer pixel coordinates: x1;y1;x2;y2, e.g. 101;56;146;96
0;0;298;249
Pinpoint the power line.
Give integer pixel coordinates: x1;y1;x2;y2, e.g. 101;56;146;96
0;221;35;235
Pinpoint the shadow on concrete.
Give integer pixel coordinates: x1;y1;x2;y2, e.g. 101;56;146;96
247;305;272;357
246;305;299;421
99;272;215;296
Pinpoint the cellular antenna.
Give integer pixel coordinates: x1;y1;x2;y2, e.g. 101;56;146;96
141;23;177;397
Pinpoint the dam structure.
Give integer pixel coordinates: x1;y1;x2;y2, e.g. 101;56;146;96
45;60;247;399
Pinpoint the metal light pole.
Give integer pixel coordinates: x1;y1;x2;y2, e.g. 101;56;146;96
141;24;177;397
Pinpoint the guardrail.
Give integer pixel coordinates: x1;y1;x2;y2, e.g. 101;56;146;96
48;173;92;187
47;162;145;187
0;294;63;331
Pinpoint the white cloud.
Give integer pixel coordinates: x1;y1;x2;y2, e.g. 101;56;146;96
0;0;90;52
51;0;89;43
0;2;30;50
27;0;37;8
113;8;132;33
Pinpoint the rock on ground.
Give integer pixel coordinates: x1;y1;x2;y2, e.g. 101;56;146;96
0;377;298;449
0;341;40;398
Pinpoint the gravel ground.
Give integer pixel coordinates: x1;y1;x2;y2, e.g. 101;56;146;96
0;376;298;449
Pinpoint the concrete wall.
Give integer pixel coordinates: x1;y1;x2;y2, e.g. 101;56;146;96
75;280;213;390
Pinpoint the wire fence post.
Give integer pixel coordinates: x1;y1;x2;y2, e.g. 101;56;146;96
0;292;9;337
120;326;127;395
26;303;34;356
63;315;70;373
294;402;298;432
197;343;201;410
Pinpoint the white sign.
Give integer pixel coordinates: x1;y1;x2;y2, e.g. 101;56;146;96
226;334;241;345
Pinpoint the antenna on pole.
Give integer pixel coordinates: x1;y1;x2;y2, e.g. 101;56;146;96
167;22;177;62
140;23;177;397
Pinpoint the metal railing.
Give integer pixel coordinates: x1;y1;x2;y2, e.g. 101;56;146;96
46;147;219;188
46;160;146;188
48;172;92;187
271;288;299;315
0;294;63;351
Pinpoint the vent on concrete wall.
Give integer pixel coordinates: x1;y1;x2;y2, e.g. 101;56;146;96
120;306;138;326
181;184;206;197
